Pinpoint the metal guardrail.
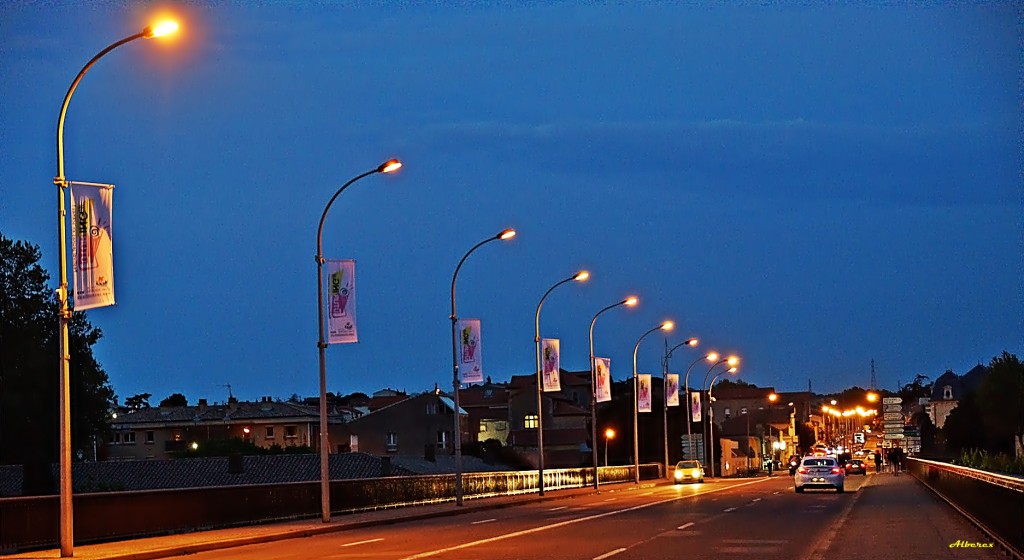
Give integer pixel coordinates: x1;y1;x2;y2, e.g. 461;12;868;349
907;457;1024;558
0;464;659;554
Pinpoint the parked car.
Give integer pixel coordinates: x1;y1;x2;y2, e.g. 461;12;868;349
794;456;845;493
673;460;705;484
844;459;866;475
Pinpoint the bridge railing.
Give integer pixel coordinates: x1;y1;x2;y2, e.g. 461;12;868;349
0;463;660;553
906;457;1024;557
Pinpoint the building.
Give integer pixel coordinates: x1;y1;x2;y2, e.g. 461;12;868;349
459;379;511;445
336;391;467;459
506;370;591;468
926;364;989;429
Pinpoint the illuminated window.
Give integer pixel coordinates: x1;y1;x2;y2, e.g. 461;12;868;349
724;407;731;419
524;414;539;429
386;432;398;452
479;424;487;432
437;430;449;449
943;386;952;400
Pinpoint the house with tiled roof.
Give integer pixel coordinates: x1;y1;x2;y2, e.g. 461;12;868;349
506;370;591;468
335;391;467;459
459;379;510;445
106;396;349;460
927;364;989;429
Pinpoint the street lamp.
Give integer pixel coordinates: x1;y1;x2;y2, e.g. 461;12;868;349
682;352;719;467
588;296;638;490
315;159;402;522
52;19;180;558
449;228;516;506
604;428;616;467
662;337;698;478
701;355;739;478
631;320;674;484
535;270;588;496
706;365;738;478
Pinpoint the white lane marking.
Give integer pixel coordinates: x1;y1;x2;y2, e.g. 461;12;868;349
399;478;771;560
642;491;656;496
342;538;384;547
773;491;780;495
471;518;496;525
604;498;617;502
724;507;737;512
548;506;567;511
677;522;695;530
751;498;762;502
593;548;627;560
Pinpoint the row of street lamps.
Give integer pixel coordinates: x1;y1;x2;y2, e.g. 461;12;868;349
51;18;746;556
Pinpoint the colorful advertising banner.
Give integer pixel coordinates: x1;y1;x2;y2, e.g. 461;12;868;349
326;259;357;344
594;357;612;403
638;374;652;412
690;390;702;422
541;338;560;392
69;181;115;310
666;374;680;407
457;318;483;384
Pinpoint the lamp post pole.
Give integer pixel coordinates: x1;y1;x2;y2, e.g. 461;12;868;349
449;229;516;506
534;270;588;496
587;296;637;491
682;353;714;466
53;21;179;557
707;371;729;478
662;337;698;478
701;357;738;478
316;159;401;522
631;321;673;484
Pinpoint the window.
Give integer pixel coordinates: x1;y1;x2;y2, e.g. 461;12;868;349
109;433;120;444
943;385;953;400
479;424;487;433
123;431;136;444
740;407;748;415
265;426;275;439
724;407;732;419
437;430;449;450
386;432;398;452
426;401;439;415
285;426;297;439
145;431;155;444
524;414;539;429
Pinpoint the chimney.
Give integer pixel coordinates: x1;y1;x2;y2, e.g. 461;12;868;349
197;398;208;413
228;396;238;410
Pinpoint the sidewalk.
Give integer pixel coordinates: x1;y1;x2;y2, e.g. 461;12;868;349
818;471;1006;560
5;485;609;560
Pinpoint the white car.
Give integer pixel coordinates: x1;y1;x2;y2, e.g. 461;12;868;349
794;456;845;493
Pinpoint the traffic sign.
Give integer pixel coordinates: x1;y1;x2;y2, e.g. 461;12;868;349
883;433;906;439
883;412;903;421
882;397;902;405
883;404;902;412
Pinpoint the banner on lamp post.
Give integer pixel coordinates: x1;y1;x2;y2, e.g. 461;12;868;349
666;374;680;407
326;259;357;344
457;318;483;384
638;374;652;412
541;338;560;392
595;357;612;403
69;181;115;310
690;391;702;422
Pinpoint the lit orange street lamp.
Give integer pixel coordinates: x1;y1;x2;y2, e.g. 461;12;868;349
631;320;674;483
315;159;402;522
663;336;699;477
604;428;616;467
682;352;720;465
52;18;179;558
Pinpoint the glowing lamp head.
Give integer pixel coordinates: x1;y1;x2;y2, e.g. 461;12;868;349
727;366;738;374
624;296;639;307
573;270;590;282
768;393;778;402
378;159;402;173
686;338;699;346
144;20;179;38
866;392;878;402
190;442;199;451
498;228;516;240
706;352;719;362
660;320;674;331
604;428;615;439
726;355;739;367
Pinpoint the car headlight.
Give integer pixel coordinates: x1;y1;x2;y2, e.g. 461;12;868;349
674;470;683;480
691;469;701;478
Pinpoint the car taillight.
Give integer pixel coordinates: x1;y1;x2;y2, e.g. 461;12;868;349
831;467;842;474
797;467;808;474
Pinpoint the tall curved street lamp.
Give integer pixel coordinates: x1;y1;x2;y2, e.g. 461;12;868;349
631;320;674;483
587;296;638;490
681;352;719;466
661;337;698;478
450;228;516;506
701;355;739;478
52;19;179;558
315;159;402;522
535;270;589;496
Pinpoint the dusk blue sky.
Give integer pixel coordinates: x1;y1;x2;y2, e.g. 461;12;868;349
2;2;1020;405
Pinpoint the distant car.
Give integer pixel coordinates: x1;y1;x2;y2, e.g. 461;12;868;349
673;460;705;484
788;455;801;475
844;459;866;475
795;457;845;493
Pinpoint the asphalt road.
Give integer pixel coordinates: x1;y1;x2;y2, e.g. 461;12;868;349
179;475;873;560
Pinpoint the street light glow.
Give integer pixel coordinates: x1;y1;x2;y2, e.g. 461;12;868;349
866;392;878;402
686;337;699;346
727;366;738;373
660;320;674;331
378;159;402;173
706;352;719;362
605;428;616;439
768;393;778;402
624;296;638;306
726;355;739;367
573;270;590;282
144;21;179;38
498;228;516;240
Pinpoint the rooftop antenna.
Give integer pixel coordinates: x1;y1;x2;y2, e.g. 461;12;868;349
870;359;877;390
220;383;233;400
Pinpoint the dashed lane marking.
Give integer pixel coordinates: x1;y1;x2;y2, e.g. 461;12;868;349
341;538;384;547
593;548;627;560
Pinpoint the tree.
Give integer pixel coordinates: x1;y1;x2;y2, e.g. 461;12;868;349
124;393;152;410
0;233;116;472
714;378;757;390
976;352;1024;457
897;374;932;404
159;393;188;407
